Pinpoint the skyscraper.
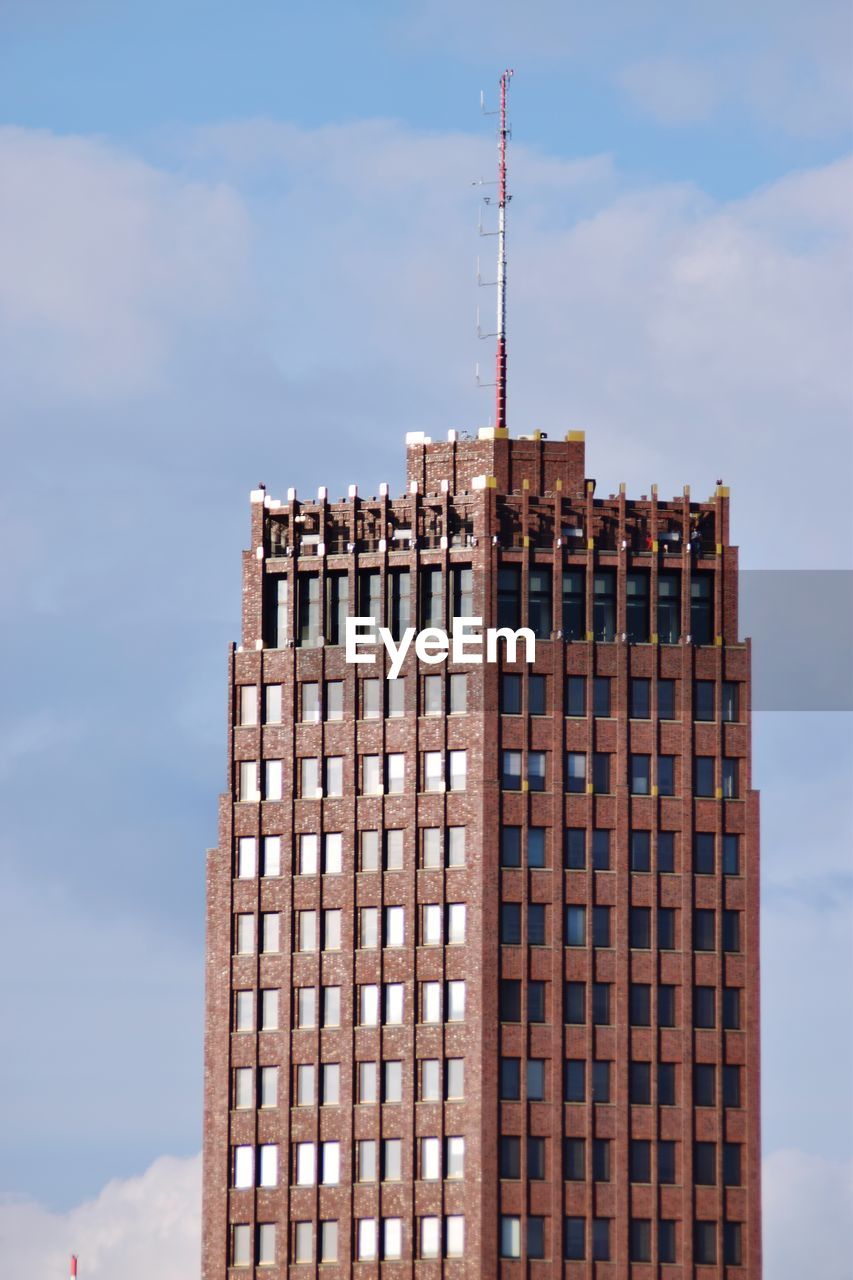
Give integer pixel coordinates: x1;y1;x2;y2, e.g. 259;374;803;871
202;427;761;1277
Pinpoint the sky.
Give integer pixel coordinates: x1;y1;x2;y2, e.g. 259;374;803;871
0;2;851;1275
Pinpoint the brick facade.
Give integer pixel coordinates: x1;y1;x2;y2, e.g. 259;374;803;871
202;428;761;1278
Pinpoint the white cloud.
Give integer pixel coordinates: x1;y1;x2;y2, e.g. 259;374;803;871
763;1150;853;1279
0;1153;200;1280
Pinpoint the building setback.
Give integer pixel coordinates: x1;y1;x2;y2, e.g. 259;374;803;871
202;427;761;1278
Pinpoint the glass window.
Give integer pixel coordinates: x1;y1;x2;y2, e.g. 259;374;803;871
659;984;676;1027
724;1065;741;1108
385;906;405;948
326;680;344;721
564;1216;585;1260
694;832;715;874
384;982;404;1025
528;980;546;1022
448;826;466;866
722;681;739;722
565;827;585;870
500;1057;520;1100
500;979;521;1021
691;575;713;644
527;1215;546;1258
420;566;443;628
362;678;381;719
358;1061;377;1104
445;905;466;947
260;1065;278;1109
630;754;651;795
325;756;343;797
446;1136;465;1180
566;675;585;716
238;685;258;727
630;983;651;1026
658;754;676;795
384;1060;403;1101
630;1140;651;1183
565;981;585;1025
263;760;283;801
420;1217;440;1260
695;1221;717;1265
723;833;740;875
694;986;716;1028
449;672;467;713
423;751;443;792
592;982;610;1025
500;903;521;945
565;1137;585;1181
421;982;440;1024
723;757;739;798
626;572;650;642
446;980;465;1022
566;751;586;792
360;829;379;871
659;1220;676;1264
724;1142;742;1186
566;905;586;947
387;752;405;795
388;568;411;640
326;572;349;645
593;1139;610;1182
297;574;320;647
659;907;676;949
526;1058;546;1101
497;566;521;629
695;680;715;721
266;576;288;649
501;673;522;714
723;986;741;1029
630;677;650;719
232;1223;251;1266
659;831;675;873
296;988;316;1028
446;1058;464;1099
659;1140;676;1184
562;569;585;640
360;569;382;633
694;756;715;796
383;1217;403;1259
387;677;405;717
235;914;255;955
502;750;522;790
631;830;651;872
593;570;616;641
500;1216;521;1259
630;1061;651;1104
446;1215;465;1259
592;1217;611;1262
528;903;547;945
528;750;546;791
500;1136;520;1179
724;1222;743;1266
630;1219;651;1263
422;827;441;868
658;677;676;719
357;1219;377;1261
592;752;611;793
630;907;651;949
236;837;257;879
592;905;611;947
422;904;442;946
449;750;467;791
293;1222;312;1263
592;1060;610;1102
529;673;547;714
238;761;259;803
529;566;552;638
452;564;474;617
565;1059;585;1102
528;827;546;867
658;573;681;644
723;910;740;952
659;1062;676;1105
359;908;378;950
423;674;442;715
593;676;611;717
592;829;611;870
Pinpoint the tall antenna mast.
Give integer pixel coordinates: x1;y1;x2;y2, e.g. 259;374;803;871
494;68;513;432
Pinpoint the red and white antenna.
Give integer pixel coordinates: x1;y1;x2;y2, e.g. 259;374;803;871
476;68;514;430
70;1256;78;1280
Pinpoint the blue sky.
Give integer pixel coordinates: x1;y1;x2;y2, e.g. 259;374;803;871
0;3;851;1276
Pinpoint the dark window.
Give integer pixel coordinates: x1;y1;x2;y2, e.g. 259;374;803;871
565;982;585;1025
359;568;381;633
500;1136;520;1179
592;982;611;1025
694;832;715;874
499;1057;520;1099
566;751;586;793
593;676;611;717
626;572;650;642
658;677;676;719
694;909;716;951
659;1219;676;1264
658;908;676;950
501;673;522;714
526;1059;545;1100
562;570;585;641
659;1141;676;1184
691;574;713;644
593;570;616;641
452;565;474;618
501;826;521;867
592;752;611;793
564;1216;585;1261
694;756;715;796
723;833;740;875
724;1142;742;1186
326;571;349;645
529;674;547;715
630;983;651;1026
658;755;676;796
527;1216;545;1259
564;1059;585;1102
695;680;715;721
528;980;547;1023
630;754;651;795
565;828;585;870
528;827;546;868
497;565;521;629
528;903;547;946
566;905;586;946
564;1137;585;1181
265;575;288;648
419;566;443;628
724;1222;743;1265
592;1138;610;1182
630;1140;651;1182
592;829;611;870
592;1217;611;1262
298;573;321;647
592;905;611;948
694;1063;716;1107
527;1137;546;1181
694;986;716;1028
630;677;651;719
658;573;681;644
500;979;521;1021
658;1062;676;1106
659;985;676;1027
566;675;585;717
630;1061;651;1104
723;910;740;952
722;757;739;798
631;830;651;872
528;751;547;792
722;681;739;722
659;831;676;873
592;1060;611;1103
629;1219;651;1262
695;1141;716;1185
630;907;651;949
529;566;552;639
723;986;741;1029
695;1221;717;1265
723;1065;741;1108
500;903;521;945
502;750;522;790
388;569;411;640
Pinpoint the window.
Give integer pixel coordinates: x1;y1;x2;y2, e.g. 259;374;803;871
723;833;740;875
389;568;411;640
630;1061;651;1104
694;909;715;951
630;1219;651;1263
420;1058;441;1102
658;907;676;949
724;1221;743;1265
362;754;382;795
722;757;739;798
360;569;381;633
296;987;316;1028
362;678;381;719
592;828;611;870
421;981;440;1024
320;1141;340;1185
446;1058;464;1099
422;904;442;946
528;826;546;867
592;675;611;717
658;754;676;796
360;829;379;871
694;986;716;1028
423;674;442;716
593;1139;610;1182
724;1064;741;1107
631;830;651;872
232;1223;251;1266
383;1217;403;1260
592;1218;611;1262
501;672;521;715
691;574;713;644
258;1066;277;1109
357;1219;377;1262
566;675;585;716
234;1067;252;1110
262;835;280;876
385;906;405;948
385;982;404;1025
565;904;586;946
449;672;467;713
630;983;651;1026
502;749;522;790
321;1063;340;1105
358;1061;377;1104
300;681;320;724
528;903;547;945
566;751;586;792
562;569;585;640
592;905;611;947
500;1216;521;1259
298;574;320;647
295;1142;315;1186
500;903;521;945
359;984;379;1026
452;564;474;617
565;981;585;1025
384;1060;403;1102
422;827;442;869
321;909;341;951
358;1139;377;1182
564;1216;585;1261
659;1220;676;1264
659;831;676;872
446;1136;465;1180
496;979;520;1025
263;760;283;801
659;1062;676;1105
322;990;341;1032
658;677;676;719
694;1063;715;1107
238;761;259;803
695;680;715;721
630;754;651;795
592;982;611;1025
723;910;740;952
448;826;466;866
387;752;405;794
527;750;546;792
266;576;288;649
238;685;258;727
297;833;318;876
722;681;739;722
326;572;349;646
500;1136;520;1179
565;1059;585;1102
694;1220;717;1265
388;677;405;717
695;831;715;874
420;566;443;627
565;1137;585;1181
323;755;342;797
592;1060;611;1103
500;1057;521;1100
565;827;585;870
446;980;465;1021
260;988;278;1030
236;837;256;879
592;752;611;793
234;990;254;1032
235;914;255;955
659;1140;676;1184
420;1217;440;1260
724;1142;742;1186
424;750;443;792
529;673;546;715
294;1221;312;1263
630;1140;651;1182
447;902;466;944
528;980;547;1022
659;984;676;1027
420;1136;440;1180
449;750;467;791
630;907;650;949
627;572;649;641
446;1215;465;1258
528;1216;546;1258
300;757;320;798
723;986;741;1029
529;566;552;638
497;566;520;629
630;677;650;719
593;570;616;641
695;756;715;796
326;680;343;720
